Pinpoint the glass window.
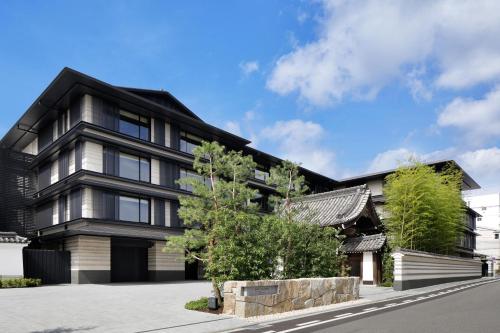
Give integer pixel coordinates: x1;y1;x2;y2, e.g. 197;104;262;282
495;234;499;240
179;168;208;192
180;131;202;154
119;152;150;182
119;110;150;141
255;169;270;182
140;199;149;223
119;196;149;223
140;158;150;182
119;153;139;181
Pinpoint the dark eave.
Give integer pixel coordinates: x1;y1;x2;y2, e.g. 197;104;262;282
1;67;250;151
338;160;480;191
242;145;338;187
116;86;203;121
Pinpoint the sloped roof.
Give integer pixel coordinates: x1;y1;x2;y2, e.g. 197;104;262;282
290;185;380;228
0;232;28;244
342;233;386;253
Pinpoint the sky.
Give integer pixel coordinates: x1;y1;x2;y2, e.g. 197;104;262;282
1;0;499;194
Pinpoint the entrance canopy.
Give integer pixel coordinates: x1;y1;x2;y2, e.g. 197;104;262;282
342;233;386;254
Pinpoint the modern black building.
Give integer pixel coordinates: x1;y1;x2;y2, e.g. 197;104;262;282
0;68;337;284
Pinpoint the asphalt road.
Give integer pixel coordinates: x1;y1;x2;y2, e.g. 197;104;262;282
234;279;500;333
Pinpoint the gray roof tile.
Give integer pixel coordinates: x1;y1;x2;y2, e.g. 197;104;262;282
0;232;29;244
342;233;386;253
290;185;380;227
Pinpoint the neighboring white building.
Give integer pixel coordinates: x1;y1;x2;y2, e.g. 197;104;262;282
465;193;500;271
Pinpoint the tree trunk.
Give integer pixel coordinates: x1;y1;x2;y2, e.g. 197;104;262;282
211;277;223;305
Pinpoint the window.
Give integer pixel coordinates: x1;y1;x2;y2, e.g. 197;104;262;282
495;234;499;240
119;196;149;223
180;131;202;154
482;207;487;211
179;168;209;192
119;152;150;182
477;217;482;221
254;168;270;182
119;110;150;141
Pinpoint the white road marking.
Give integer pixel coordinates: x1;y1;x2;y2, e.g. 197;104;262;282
296;320;321;326
402;299;414;303
261;331;276;333
362;307;379;311
274;280;499;333
384;303;398;307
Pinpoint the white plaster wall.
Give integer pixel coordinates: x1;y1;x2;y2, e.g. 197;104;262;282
151;158;160;185
82;188;93;218
151;118;155;142
69;148;76;174
50;159;59;184
366;180;384;196
22;137;38;155
150;198;155;225
362;252;374;282
82;142;103;173
164;200;171;227
52;200;58;225
53;120;58;141
81;94;93;123
165;122;171;147
0;243;27;278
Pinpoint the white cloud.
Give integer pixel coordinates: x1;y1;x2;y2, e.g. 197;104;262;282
239;60;259;76
458;147;500;193
260;119;336;176
366;148;417;173
438;85;500;145
267;0;500;106
224;121;242;136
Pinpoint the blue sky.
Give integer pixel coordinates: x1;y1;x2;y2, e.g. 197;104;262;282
1;1;499;192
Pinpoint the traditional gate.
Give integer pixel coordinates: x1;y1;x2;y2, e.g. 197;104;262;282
23;249;71;284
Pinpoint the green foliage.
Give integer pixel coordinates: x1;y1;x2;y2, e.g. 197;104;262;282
0;278;41;288
383;161;465;254
184;297;209;311
266;161;346;279
381;245;394;284
165;142;346;302
164;141;279;302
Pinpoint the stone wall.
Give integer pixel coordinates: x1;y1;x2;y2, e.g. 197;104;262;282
392;248;483;291
223;277;360;318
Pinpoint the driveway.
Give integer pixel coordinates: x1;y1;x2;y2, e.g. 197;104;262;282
0;281;246;333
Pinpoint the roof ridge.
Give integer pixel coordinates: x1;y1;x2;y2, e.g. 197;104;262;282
295;184;369;202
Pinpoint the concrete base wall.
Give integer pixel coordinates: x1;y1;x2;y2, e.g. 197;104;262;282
65;235;111;284
223;277;360;318
71;270;111;284
148;270;185;281
392;248;482;291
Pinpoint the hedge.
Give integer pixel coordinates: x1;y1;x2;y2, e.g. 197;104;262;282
0;278;42;288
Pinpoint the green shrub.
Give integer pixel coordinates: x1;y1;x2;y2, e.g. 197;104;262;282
0;278;42;288
380;281;393;288
185;297;209;311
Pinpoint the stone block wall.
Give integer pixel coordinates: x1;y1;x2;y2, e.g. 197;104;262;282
223;277;360;318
